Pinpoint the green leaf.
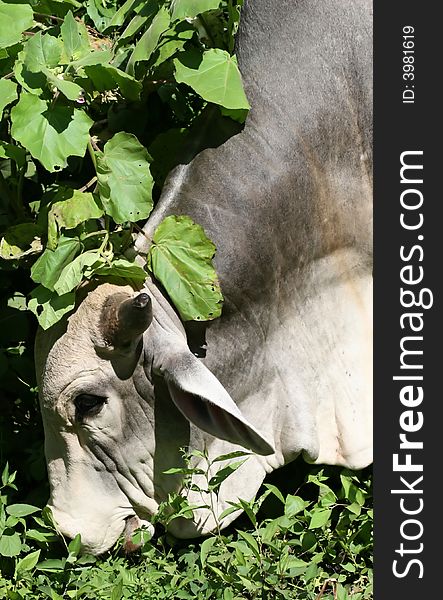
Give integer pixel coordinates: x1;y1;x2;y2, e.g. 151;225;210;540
54;251;102;295
6;504;40;518
308;508;332;530
11;93;93;172
200;536;217;567
47;189;103;250
26;529;59;543
117;1;161;46
219;506;239;521
61;11;90;60
1;463;10;486
208;460;246;491
236;530;260;560
174;49;250;110
44;71;84;102
147;215;224;321
171;0;221;20
28;286;76;330
0;1;33;49
84;64;142;101
212;451;251;462
36;558;66;572
0;532;22;557
263;484;285;505
151;22;195;68
346;502;362;516
220;106;248;124
0;223;43;260
13;59;46;96
301;531;317;552
106;0;141;30
15;550;41;575
284;495;306;518
31;236;81;291
0;141;27;167
126;5;170;75
68;533;82;557
91;258;147;281
111;578;124;600
70;49;113;70
0;78;17;114
96;132;153;224
86;0;116;32
22;32;62;74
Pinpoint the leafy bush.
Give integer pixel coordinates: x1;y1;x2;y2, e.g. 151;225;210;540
1;0;248;329
0;455;372;600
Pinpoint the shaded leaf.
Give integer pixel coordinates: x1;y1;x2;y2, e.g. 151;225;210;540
106;0;142;30
212;451;251;463
126;5;170;75
36;558;66;572
0;141;27;167
84;63;142;101
0;223;43;260
208;460;246;491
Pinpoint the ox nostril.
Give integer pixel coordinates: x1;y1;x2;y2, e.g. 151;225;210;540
123;515;154;554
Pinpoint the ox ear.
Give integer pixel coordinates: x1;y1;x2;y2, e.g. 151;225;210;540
162;353;274;456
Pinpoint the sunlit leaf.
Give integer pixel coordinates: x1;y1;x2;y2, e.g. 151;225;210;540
171;0;221;20
11;93;93;172
174;48;250;110
0;1;33;49
28;285;76;330
147;215;223;321
96;132;153;224
0;79;17;114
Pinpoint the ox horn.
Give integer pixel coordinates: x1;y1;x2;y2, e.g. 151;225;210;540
100;291;152;350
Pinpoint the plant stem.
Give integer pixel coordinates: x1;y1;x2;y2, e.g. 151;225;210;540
16;165;26;215
33;12;64;22
78;175;97;193
87;139;98;172
0;171;12;204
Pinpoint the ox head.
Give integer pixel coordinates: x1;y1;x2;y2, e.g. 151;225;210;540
35;281;273;554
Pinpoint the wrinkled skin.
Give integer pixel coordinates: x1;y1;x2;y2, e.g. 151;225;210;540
36;0;373;555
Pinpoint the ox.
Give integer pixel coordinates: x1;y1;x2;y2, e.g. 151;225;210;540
35;0;372;554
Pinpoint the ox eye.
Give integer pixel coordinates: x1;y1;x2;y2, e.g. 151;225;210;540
74;394;107;420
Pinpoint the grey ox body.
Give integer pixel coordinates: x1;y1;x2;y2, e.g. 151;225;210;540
36;0;373;555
